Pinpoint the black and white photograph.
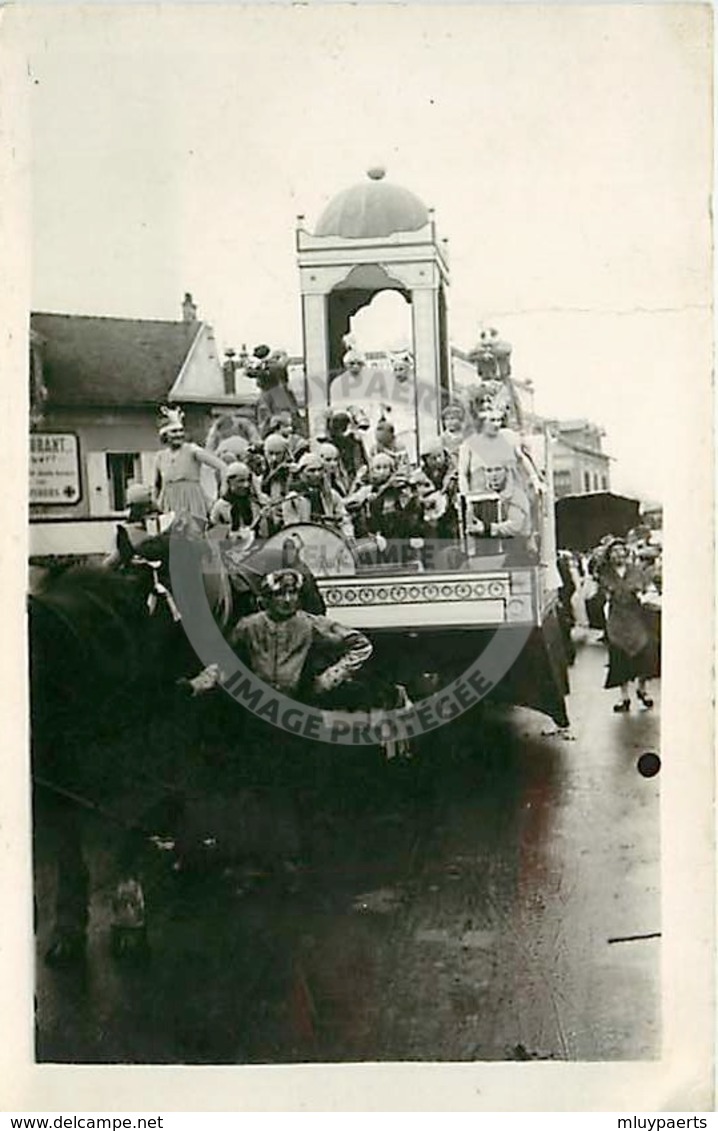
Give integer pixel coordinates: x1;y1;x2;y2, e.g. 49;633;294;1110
1;1;713;1112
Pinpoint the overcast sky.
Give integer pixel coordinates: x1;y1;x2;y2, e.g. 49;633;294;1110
22;4;711;499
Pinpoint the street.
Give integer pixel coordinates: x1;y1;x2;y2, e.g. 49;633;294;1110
34;629;660;1064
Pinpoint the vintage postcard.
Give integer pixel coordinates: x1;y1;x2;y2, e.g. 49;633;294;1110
0;2;713;1113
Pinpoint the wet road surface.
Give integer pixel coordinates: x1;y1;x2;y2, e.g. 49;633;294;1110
34;631;660;1063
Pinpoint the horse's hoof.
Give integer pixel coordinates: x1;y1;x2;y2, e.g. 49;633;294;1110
110;925;149;962
44;932;86;968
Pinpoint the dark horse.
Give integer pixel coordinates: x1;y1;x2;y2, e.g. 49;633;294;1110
29;527;336;964
29;533;218;963
31;526;406;965
30;527;305;962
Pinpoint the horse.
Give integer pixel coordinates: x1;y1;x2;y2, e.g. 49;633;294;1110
31;522;409;965
29;533;221;964
30;518;337;963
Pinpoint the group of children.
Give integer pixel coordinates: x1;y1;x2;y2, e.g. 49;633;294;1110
138;387;547;570
204;394;542;557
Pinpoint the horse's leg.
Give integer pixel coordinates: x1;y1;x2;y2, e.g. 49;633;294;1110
110;825;149;961
42;794;89;966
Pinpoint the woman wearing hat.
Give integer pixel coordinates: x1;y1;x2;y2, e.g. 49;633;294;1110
600;539;658;712
153;407;228;531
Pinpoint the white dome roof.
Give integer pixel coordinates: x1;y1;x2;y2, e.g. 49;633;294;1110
314;168;430;239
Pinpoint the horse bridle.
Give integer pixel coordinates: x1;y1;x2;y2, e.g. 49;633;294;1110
131;554;182;622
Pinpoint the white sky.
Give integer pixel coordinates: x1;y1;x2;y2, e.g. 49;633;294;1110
22;4;711;500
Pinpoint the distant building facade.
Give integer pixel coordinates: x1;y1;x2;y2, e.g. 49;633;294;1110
546;420;611;499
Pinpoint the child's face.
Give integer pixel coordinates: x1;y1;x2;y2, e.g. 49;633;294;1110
266;586;300;620
481;408;502;435
371;456;393;484
443;413;462;434
166;427;185;448
303;464;324;488
320;449;339;474
279;420;293;438
486;465;508;492
227;469;251;494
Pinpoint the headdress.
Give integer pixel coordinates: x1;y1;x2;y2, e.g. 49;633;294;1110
390;351;414;383
370;451;396;469
224;461;251;479
267;348;289;369
442;401;466;422
317;442;339;460
297;451;323;473
217;435;250;459
260;569;304;597
605;537;627;554
158;405;185;437
327;409;351;430
421;439;446;460
263;433;290;456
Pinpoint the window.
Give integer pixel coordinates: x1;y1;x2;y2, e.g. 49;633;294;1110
583;470;591;493
553;470;572;498
601;474;608;490
106;452;140;511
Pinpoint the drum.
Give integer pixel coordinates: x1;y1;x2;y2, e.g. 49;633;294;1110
260;524;357;578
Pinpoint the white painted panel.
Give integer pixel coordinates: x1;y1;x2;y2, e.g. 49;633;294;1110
139;451;159;489
316;599;508;631
86;451;111;517
30;520;118;557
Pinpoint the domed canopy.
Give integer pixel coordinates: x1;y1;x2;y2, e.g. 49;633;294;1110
314;168;430;239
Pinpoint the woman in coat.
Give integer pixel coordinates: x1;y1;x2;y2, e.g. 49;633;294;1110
600;539;659;712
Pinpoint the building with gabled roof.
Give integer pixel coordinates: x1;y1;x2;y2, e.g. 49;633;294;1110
29;295;227;556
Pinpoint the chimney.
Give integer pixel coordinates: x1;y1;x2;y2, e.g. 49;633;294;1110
182;292;198;323
223;348;236;396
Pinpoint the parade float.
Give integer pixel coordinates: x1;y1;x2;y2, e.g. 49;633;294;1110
217;169;570;727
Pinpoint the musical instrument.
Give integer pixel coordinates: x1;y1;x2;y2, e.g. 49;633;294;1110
261;523;357;578
466;493;501;532
422;491;449;523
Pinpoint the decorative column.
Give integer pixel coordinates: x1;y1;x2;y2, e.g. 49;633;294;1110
411;285;442;455
301;292;330;438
